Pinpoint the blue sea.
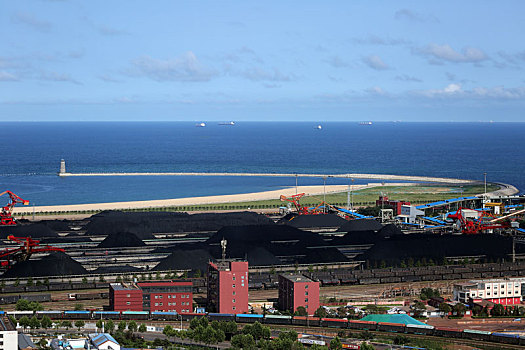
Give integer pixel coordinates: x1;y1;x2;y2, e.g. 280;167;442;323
1;122;523;206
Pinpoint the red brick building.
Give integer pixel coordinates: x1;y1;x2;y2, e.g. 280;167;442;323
207;260;249;314
376;195;411;216
109;283;143;312
278;274;320;315
110;281;193;313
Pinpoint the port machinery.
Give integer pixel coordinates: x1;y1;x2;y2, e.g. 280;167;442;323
448;207;525;234
0;190;29;225
0;236;65;271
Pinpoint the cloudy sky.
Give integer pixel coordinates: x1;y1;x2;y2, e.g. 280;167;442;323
1;1;524;121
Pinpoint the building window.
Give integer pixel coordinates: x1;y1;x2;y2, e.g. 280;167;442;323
233;291;236;295
160;303;163;306
233;307;236;310
127;302;130;305
305;292;308;296
305;298;308;302
233;276;236;281
305;285;308;289
168;295;171;299
127;294;130;297
155;303;158;306
159;295;163;299
233;284;236;288
233;299;236;303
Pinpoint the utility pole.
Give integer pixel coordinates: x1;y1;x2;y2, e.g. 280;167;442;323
483;172;487;207
351;178;354;211
323;176;327;213
295;174;298;195
347;176;350;210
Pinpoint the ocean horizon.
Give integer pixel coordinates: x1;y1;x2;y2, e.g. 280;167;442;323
1;121;523;205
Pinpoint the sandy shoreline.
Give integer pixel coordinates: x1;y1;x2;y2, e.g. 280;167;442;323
13;182;416;214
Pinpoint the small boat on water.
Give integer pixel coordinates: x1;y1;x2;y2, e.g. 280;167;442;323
219;121;235;126
315;124;322;130
196;122;206;127
359;121;373;125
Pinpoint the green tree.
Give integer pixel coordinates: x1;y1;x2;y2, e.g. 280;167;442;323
491;304;505;317
105;319;115;333
295;306;308;316
438;303;451;314
453;303;467;317
96;319;104;332
393;335;409;345
16;299;30;311
19;316;30;330
314;307;327;318
26;277;33;286
194;269;202;278
412;301;427;317
40;315;52;330
74;303;84;311
61;320;72;330
29;316;40;329
99;275;105;282
82;277;88;284
139;323;147;332
75;320;85;331
118;320;127;331
360;343;376;350
128;320;137;333
14;278;20;287
329;336;342;350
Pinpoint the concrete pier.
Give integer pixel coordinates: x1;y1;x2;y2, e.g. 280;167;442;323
58;171;476;184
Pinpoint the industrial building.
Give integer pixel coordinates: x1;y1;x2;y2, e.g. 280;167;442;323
453;277;525;305
0;315;17;350
207;260;249;314
376;196;411;216
278;274;320;315
109;281;193;313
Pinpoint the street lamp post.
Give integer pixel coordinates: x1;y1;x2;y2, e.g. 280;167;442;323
295;174;298;195
351;178;354;211
483;172;487;206
347;176;350;210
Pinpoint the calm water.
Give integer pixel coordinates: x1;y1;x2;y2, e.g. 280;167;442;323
1;122;523;205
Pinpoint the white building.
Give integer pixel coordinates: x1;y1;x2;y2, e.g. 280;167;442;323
398;205;424;224
0;316;18;350
453;277;525;305
88;333;120;350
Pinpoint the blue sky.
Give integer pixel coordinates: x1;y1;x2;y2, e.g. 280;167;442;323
1;1;524;121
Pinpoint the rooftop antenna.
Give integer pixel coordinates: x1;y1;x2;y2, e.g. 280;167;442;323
221;238;227;261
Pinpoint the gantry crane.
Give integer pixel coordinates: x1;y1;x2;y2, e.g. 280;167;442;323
448;207;525;234
0;235;64;271
0;191;29;225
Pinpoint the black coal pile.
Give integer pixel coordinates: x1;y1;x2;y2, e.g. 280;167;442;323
278;214;347;228
2;251;87;278
338;219;383;232
299;248;349;264
153;249;214;273
330;224;403;245
40;236;86;244
0;223;58;239
93;265;142;274
39;220;72;231
85;211;274;237
97;232;146;248
359;234;514;265
207;244;281;266
207;225;345;264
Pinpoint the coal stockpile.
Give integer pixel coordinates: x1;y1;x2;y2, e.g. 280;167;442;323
299;247;349;264
330;224;403;245
1;252;87;278
208;225;347;264
97;232;146;248
0;223;58;239
153;249;213;273
208;244;281;266
278;214;348;228
338;218;383;232
39;220;72;231
85;210;274;237
93;265;142;274
359;234;514;265
208;225;326;246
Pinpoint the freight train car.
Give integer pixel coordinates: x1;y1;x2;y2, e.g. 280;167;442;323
35;310;63;319
292;316;321;327
264;315;292;325
348;320;376;331
463;329;491;342
376;322;405;333
321;318;348;328
406;324;433;335
150;311;178;321
64;310;90;319
236;314;263;323
121;311;149;320
93;311;120;320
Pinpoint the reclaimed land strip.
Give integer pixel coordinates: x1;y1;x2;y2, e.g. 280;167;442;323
15;183;415;214
60;171;476;184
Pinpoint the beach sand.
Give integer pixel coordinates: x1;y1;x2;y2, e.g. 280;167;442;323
13;182;416;214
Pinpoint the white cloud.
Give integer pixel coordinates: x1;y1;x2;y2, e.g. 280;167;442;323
326;56;350;68
415;83;525;99
39;71;81;84
241;67;295;82
395;74;422;82
417;44;488;64
12;12;52;32
365;86;388;96
0;71;18;81
394;9;439;23
129;52;216;82
363;55;389;70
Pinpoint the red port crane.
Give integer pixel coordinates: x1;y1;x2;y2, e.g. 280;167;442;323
0;191;29;225
448;207;509;234
0;235;64;271
280;193;309;215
